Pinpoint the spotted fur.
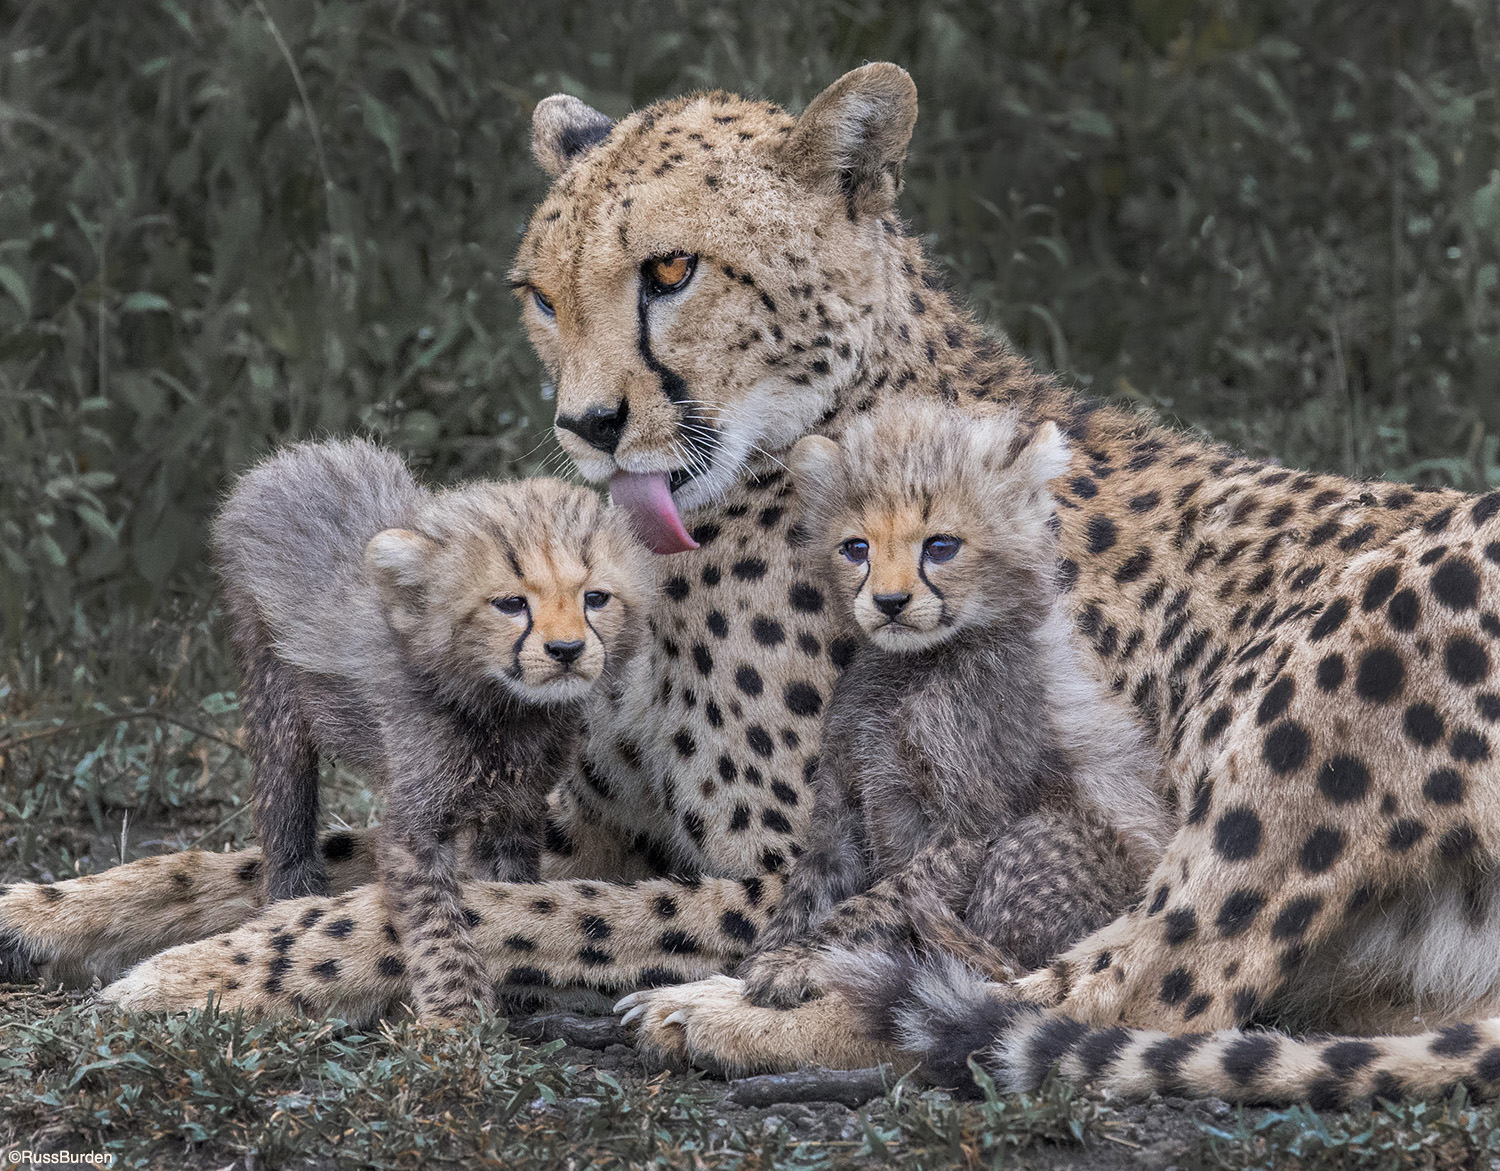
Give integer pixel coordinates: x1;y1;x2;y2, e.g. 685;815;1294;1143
0;66;1496;1106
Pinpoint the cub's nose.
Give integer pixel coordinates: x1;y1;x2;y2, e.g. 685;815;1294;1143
873;592;912;618
556;401;628;454
544;639;586;665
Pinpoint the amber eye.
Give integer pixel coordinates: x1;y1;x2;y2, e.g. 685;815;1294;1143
643;253;697;296
492;596;528;615
840;538;869;564
584;590;612;610
532;288;556;317
923;535;962;563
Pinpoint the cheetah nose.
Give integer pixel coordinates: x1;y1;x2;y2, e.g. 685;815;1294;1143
545;639;586;665
557;401;628;454
873;592;912;618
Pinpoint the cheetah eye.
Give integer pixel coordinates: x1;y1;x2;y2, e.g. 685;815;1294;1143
643;253;698;296
840;538;869;565
532;288;556;317
584;589;612;610
492;595;529;615
923;535;962;563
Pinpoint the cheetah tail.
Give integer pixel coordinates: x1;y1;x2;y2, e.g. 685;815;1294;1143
820;946;1500;1106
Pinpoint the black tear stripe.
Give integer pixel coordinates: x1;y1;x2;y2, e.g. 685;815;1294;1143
510;611;535;680
636;280;720;474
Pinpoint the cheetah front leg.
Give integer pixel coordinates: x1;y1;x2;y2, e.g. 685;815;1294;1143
0;830;377;988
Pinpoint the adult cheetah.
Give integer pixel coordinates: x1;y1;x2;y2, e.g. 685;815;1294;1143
3;64;1499;1106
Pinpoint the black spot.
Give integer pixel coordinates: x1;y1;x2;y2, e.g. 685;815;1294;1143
746;726;774;757
1256;676;1295;725
691;644;714;676
783;682;822;717
1322;1040;1378;1076
760;808;792;834
1431;557;1481;611
1163;908;1197;945
672;730;696;758
701;564;721;586
1270;896;1320;940
1216;889;1265;937
504;935;537;952
664;576;691;602
311;958;339;981
1362;566;1399;611
377;955;405;979
1474;493;1500;526
1222;1034;1278;1086
829;637;859;670
1213;807;1263;861
770;780;799;805
325;918;355;939
1086;516;1118;554
1452;728;1491;763
1387;589;1420;632
1114;548;1153;584
580;915;611;941
1201;706;1232;745
236;859;262;884
1432;1022;1480;1057
1186;774;1213;825
1318;755;1371;804
1309;597;1350;641
1159;967;1194;1006
1299;827;1345;874
1262;720;1311;775
731;558;768;582
706;611;729;639
1057;560;1079;591
750;617;785;646
735;665;764;696
1387;819;1427;851
1478;1047;1500;1083
1070;476;1098;499
719;910;757;944
1479;693;1500;722
1354;647;1405;703
322;833;357;862
1445;636;1490;686
1316;654;1346;691
788;583;824;613
658;930;699;956
1404;703;1445;747
1147;885;1170;915
578;946;612;967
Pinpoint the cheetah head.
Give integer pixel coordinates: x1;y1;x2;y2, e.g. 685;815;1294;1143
790;399;1069;651
511;64;919;553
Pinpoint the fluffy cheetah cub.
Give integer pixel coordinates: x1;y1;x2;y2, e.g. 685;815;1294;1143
214;439;650;1020
739;400;1171;1007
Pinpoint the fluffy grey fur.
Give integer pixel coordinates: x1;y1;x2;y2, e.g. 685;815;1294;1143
214;438;649;1018
738;401;1169;1007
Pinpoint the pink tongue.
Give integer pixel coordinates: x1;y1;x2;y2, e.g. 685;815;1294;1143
609;471;699;555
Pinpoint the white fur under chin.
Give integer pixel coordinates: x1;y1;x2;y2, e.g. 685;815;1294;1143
496;670;595;704
867;622;960;652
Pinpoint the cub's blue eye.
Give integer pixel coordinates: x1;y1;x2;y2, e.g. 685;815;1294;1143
840;538;869;564
923;535;962;563
492;596;528;615
532;288;555;317
584;590;611;610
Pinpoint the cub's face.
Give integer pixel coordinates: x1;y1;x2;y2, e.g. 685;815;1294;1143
366;480;650;704
792;402;1069;654
510;66;919;552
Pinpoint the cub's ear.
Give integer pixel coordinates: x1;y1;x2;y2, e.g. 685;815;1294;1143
781;63;918;218
790;435;842;494
366;528;435;589
532;94;616;178
1011;421;1070;490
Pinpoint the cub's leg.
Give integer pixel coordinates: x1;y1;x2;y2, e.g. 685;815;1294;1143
381;829;494;1021
238;636;326;902
100;871;777;1017
0;830;377;987
468;808;545;883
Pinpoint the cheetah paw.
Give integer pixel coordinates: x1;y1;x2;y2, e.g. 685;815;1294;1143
616;975;893;1077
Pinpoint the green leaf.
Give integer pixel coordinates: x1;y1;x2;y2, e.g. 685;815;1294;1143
0;265;31;316
361;92;403;173
120;291;172;313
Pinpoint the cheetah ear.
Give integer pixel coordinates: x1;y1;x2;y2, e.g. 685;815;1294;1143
531;94;616;178
781;63;918;218
790;435;842;497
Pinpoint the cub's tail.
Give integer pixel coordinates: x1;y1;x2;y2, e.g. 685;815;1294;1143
821;947;1500;1107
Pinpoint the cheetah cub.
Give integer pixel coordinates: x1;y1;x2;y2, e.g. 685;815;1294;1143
214;439;650;1020
739;399;1171;1007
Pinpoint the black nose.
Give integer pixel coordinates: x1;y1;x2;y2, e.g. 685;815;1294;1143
544;639;586;665
556;401;628;454
873;593;912;618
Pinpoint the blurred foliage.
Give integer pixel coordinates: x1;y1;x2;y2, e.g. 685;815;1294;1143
3;0;1500;672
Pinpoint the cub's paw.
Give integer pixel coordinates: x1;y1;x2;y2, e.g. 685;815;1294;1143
739;945;827;1009
0;924;47;985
